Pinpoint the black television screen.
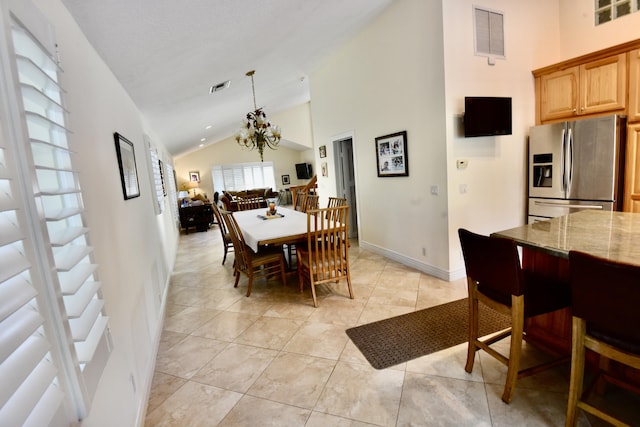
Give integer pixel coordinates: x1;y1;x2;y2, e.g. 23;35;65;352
464;97;512;137
295;163;312;179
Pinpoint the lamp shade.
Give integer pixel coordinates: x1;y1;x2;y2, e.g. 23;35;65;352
178;191;189;199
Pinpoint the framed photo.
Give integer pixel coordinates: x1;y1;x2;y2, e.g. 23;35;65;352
189;171;200;182
282;174;290;185
114;132;140;200
319;145;327;158
321;162;328;177
375;131;408;177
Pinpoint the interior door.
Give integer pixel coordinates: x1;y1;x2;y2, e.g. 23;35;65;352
334;137;358;239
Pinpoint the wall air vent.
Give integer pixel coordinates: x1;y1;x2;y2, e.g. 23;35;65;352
209;79;231;93
473;6;505;65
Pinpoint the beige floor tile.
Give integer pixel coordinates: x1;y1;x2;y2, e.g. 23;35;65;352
247;352;336;409
305;411;379;426
191;343;278;393
162;305;222;334
154;335;228;379
283;321;350;360
315;361;405;426
233;316;303;350
367;286;418;308
191;311;259;342
217;395;311;427
145;372;186;415
144;381;242;426
405;342;484;382
397;372;492;426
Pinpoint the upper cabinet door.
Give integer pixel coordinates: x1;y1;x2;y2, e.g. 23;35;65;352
629;49;640;123
579;53;626;116
540;67;579;122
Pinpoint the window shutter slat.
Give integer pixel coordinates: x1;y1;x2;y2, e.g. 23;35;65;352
69;298;104;341
58;263;98;295
75;315;109;363
0;334;49;407
0;274;36;323
63;280;100;318
0;244;31;283
0;304;42;364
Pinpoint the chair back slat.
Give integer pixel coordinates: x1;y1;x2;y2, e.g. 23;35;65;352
327;197;347;209
236;196;263;211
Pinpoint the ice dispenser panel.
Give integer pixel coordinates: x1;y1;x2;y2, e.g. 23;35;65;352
532;153;552;188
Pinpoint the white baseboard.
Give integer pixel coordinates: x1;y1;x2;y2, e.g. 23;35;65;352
357;240;467;282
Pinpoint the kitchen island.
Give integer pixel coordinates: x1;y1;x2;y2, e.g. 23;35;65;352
492;210;640;382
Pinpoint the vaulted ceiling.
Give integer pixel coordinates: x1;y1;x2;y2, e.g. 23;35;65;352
61;0;393;156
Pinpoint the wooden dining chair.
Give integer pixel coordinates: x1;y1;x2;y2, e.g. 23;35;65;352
565;251;640;426
327;197;347;209
236;196;264;211
297;205;353;307
220;209;287;297
211;203;233;265
458;228;571;403
303;194;319;212
294;190;307;212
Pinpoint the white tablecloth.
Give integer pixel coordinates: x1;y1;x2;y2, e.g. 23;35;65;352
233;207;309;252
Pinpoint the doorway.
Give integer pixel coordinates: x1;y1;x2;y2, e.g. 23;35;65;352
333;136;358;239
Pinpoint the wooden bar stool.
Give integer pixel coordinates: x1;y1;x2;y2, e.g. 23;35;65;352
458;228;571;403
565;251;640;426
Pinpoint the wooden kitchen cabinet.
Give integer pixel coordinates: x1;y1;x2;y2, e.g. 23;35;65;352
629;49;640;123
624;124;640;213
538;53;626;122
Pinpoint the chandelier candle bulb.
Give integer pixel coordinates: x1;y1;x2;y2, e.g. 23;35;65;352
235;70;281;161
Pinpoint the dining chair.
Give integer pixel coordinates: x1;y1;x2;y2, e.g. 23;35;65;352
327;197;347;209
565;251;640;426
458;228;571;403
236;196;264;211
220;209;287;297
294;190;307;212
303;194;319;212
211;203;233;265
297;205;353;307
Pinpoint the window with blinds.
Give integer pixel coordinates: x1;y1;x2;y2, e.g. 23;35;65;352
212;161;276;193
0;5;111;423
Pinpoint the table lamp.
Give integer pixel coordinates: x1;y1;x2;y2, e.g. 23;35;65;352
178;190;189;207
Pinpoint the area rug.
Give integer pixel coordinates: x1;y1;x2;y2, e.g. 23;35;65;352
345;298;510;369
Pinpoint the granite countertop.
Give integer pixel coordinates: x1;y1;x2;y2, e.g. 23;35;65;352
492;210;640;265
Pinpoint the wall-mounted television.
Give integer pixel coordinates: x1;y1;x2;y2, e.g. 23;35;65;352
295;163;313;179
463;97;512;137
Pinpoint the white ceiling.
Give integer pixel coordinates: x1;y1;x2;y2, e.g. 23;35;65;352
60;0;393;157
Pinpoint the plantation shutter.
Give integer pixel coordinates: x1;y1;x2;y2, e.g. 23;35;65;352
0;109;67;427
0;1;111;421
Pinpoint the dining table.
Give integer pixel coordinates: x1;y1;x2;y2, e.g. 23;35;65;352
232;206;311;252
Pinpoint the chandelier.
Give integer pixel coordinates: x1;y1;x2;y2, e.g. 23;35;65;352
235;70;281;161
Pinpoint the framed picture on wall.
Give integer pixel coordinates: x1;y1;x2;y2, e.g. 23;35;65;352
319;145;327;158
189;171;200;182
375;130;408;177
114;132;140;200
282;174;290;185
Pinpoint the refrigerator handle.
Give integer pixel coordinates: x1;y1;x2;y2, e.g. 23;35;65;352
567;127;574;192
561;128;566;192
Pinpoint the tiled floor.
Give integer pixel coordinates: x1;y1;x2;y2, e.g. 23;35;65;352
144;224;608;426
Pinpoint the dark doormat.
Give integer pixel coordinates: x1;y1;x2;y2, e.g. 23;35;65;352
345;298;510;369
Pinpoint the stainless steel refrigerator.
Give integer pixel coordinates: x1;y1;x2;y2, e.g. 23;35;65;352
528;114;626;223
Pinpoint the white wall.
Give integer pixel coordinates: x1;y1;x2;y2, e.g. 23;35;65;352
442;0;562;276
33;1;179;425
310;0;450;277
558;0;640;60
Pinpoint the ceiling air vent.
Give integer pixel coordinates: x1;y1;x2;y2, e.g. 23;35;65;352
209;80;231;94
473;6;504;65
